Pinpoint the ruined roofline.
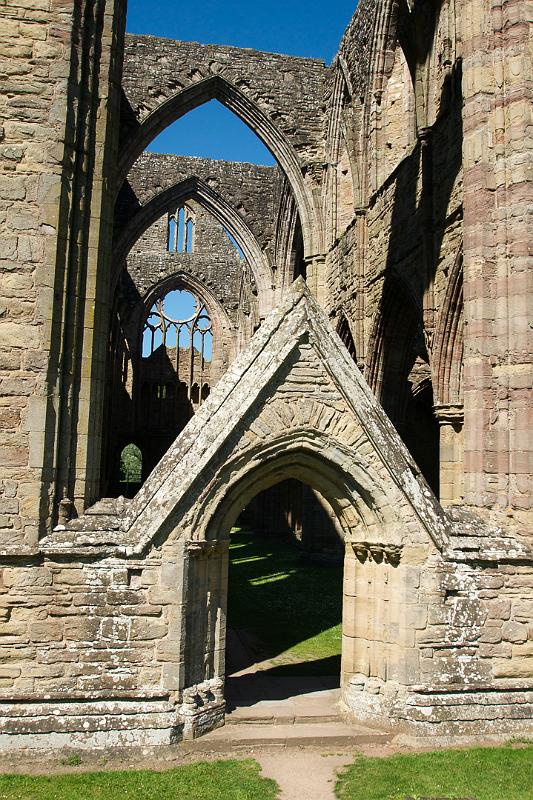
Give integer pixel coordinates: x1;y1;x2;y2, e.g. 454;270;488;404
43;278;449;554
137;152;280;174
334;0;379;60
33;279;533;564
124;32;327;68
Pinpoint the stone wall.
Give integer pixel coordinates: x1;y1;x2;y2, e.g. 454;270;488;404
0;283;530;749
460;0;532;511
124;205;249;326
0;0;127;543
119;35;326;176
0;0;80;549
120;154;283;254
0;0;531;752
322;0;532;517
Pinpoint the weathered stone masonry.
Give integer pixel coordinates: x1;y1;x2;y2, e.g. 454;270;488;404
0;0;531;749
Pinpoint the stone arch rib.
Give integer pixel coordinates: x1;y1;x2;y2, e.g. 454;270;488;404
366;272;422;420
432;248;464;407
113;176;274;318
118;75;321;257
202;441;383;544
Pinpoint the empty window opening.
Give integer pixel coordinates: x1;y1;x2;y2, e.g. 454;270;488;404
190;383;200;405
118;443;142;497
337;314;357;364
168;205;195;253
142;288;213;407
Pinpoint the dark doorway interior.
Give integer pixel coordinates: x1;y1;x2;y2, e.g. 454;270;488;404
225;479;343;712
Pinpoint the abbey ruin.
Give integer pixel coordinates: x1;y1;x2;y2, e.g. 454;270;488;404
0;0;531;750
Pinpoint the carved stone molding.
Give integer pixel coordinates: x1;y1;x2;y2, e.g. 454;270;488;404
434;403;464;426
180;677;225;716
350;541;402;566
186;539;227;557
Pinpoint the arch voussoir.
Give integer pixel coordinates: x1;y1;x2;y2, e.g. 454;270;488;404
118;74;323;258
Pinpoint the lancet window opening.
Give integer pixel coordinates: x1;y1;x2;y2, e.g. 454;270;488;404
168;205;195;253
143;288;213;406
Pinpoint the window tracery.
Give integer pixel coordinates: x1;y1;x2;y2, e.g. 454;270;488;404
168;205;195;253
142;288;213;407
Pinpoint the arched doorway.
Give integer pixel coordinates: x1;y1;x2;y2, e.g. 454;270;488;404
225;477;345;714
182;444;383;719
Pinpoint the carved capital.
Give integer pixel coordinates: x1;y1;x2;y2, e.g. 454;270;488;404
434;403;464;425
350;541;402;566
179;677;225;716
57;497;74;526
186;539;226;558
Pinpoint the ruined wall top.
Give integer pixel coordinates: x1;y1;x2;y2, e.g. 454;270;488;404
120;34;328;168
119;153;283;255
334;0;381;99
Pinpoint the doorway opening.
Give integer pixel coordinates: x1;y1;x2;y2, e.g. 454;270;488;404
225;479;344;715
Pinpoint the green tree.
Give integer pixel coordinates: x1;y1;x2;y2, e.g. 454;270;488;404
119;444;142;485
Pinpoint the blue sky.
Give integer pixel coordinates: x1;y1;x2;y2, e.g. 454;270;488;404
127;0;357;164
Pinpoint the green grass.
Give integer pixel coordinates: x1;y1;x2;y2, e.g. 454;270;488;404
0;759;278;800
228;528;342;674
335;745;533;800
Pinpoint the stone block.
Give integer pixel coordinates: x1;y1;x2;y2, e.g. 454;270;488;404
64;618;101;641
130;619;168;641
29;620;62;643
501;620;528;644
485;599;512;621
406;604;428;630
513;599;533;622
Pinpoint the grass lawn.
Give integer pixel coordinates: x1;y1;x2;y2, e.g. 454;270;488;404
335;745;533;800
0;759;278;800
228;528;342;674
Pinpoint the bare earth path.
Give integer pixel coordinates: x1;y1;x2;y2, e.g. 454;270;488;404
255;749;354;800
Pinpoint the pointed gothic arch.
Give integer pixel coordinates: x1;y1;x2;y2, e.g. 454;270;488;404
118;75;323;258
366;272;422;421
323;63;359;243
113;176;275;318
336;312;358;364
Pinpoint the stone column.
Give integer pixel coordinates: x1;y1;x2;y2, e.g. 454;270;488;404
184;539;229;687
434;403;464;505
461;0;532;511
305;254;327;306
0;0;127;544
180;538;228;739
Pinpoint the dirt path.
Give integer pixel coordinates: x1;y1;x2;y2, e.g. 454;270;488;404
256;749;353;800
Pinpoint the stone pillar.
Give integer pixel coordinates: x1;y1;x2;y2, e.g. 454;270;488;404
54;0;127;514
435;403;464;505
181;538;228;739
0;0;126;545
184;539;229;686
341;536;436;730
305;254;326;306
461;0;532;511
